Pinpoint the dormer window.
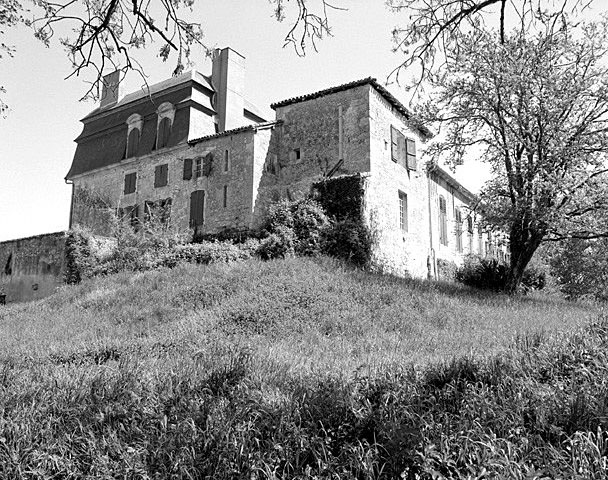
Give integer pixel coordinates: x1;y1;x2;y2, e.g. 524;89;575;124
156;102;175;149
125;113;143;158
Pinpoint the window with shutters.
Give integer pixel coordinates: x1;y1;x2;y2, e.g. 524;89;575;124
194;158;202;178
478;227;484;256
202;153;213;176
439;195;448;246
154;164;168;188
223;185;228;208
118;204;139;230
144;198;171;225
183;158;193;180
125;113;142;158
224;150;230;172
156;102;175;150
123;172;137;194
398;191;408;232
455;208;463;253
405;138;417;170
390;125;405;166
189;190;205;228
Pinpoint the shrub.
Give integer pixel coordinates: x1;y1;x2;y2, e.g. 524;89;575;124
456;255;546;293
437;258;458;282
321;218;372;267
262;198;329;257
173;241;252;265
257;226;296;260
291;199;330;256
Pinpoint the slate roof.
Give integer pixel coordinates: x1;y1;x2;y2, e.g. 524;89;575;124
270;77;432;138
83;70;214;120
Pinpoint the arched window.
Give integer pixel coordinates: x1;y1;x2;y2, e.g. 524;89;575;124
125;113;143;158
156;102;175;149
126;129;140;158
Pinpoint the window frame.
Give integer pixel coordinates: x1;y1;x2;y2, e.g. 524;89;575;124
398;191;408;232
155;102;175;150
154;163;168;188
439;195;448;246
123;172;137;195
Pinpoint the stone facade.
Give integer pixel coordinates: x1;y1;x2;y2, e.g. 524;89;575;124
62;50;508;281
0;232;66;303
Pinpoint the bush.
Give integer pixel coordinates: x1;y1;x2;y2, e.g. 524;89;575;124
173;241;253;265
262;198;329;257
321;218;372;267
456;255;546;293
437;258;458;282
257;226;295;260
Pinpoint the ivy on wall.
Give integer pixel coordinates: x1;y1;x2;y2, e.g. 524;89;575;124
311;174;366;221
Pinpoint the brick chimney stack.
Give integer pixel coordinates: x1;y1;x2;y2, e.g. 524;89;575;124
100;70;122;109
211;47;245;132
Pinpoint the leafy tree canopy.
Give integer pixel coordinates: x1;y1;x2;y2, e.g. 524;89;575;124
417;11;608;291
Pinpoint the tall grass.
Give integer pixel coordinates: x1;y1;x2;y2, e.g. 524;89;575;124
0;256;602;478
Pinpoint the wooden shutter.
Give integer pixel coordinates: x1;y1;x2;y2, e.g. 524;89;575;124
439;196;448;246
155;164;168;187
203;153;213;177
124;172;136;194
183;158;193;180
390;126;399;163
126;129;139;158
189;190;205;228
406;138;417;170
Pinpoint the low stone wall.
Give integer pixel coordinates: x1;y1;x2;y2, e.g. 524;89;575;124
0;232;67;304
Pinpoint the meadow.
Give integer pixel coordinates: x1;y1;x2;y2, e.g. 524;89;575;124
0;256;604;478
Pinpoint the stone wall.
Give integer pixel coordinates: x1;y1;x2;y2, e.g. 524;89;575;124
365;86;432;278
0;232;66;304
71;127;276;237
253;84;371;225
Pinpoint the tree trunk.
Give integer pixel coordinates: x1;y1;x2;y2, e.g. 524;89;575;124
505;224;543;294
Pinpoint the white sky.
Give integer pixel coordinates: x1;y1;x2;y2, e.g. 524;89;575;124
0;0;505;241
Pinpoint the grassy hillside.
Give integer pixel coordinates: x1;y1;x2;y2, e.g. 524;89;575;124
0;256;603;478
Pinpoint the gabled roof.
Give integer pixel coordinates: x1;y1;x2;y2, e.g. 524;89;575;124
270;77;432;138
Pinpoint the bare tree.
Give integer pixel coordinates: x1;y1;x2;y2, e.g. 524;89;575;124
0;0;344;108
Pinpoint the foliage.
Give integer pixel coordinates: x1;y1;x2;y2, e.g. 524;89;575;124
263;198;329;257
258;226;296;260
311;174;366;221
456;255;546;293
418;16;608;292
322;218;371;267
437;258;457;282
0;257;601;478
550;237;608;301
387;0;593;89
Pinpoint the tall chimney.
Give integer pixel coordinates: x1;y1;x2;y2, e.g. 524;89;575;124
211;47;245;132
100;70;122;109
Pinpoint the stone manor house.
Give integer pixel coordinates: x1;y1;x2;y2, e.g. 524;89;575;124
1;47;507;304
65;47;508;279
